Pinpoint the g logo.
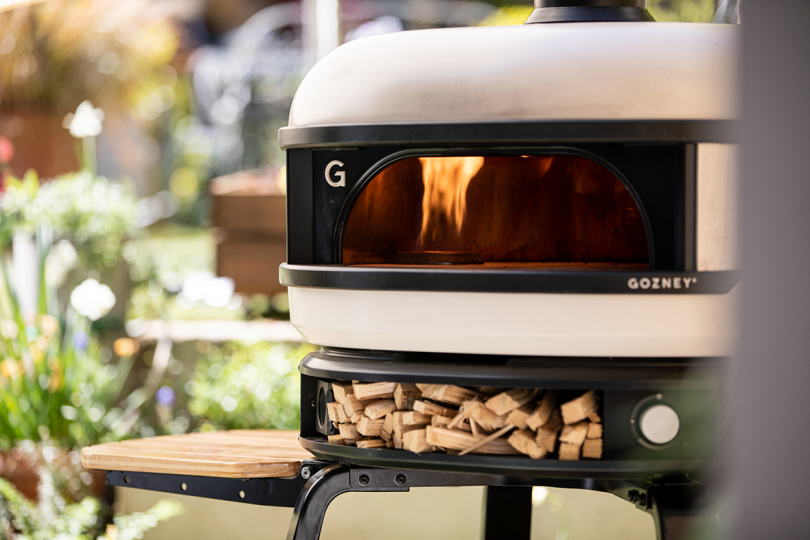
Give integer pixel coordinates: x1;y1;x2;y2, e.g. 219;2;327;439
325;160;346;187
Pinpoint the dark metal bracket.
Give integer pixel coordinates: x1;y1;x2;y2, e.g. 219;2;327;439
611;482;715;540
107;462;715;540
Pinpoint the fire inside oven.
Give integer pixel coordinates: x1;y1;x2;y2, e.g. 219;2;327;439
343;154;650;269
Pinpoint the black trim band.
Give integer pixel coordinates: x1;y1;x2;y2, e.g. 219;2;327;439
280;264;740;294
299;436;710;479
278;120;737;149
300;349;721;391
536;0;645;6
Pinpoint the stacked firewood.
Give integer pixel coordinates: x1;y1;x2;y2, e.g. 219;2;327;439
326;382;603;461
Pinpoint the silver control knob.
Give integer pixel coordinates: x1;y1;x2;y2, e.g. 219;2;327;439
639;404;680;445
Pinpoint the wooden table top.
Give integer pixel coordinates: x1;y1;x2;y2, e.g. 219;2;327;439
81;430;314;478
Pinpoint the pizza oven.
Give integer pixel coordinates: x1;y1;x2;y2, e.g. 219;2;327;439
278;0;738;490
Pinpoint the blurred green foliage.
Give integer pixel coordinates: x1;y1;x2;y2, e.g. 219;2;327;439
0;0;179;115
648;0;716;22
0;264;145;450
0;171;139;271
183;341;314;431
0;463;183;540
32;172;138;271
0;170;40;251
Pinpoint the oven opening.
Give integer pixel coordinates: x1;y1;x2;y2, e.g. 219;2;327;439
342;154;650;269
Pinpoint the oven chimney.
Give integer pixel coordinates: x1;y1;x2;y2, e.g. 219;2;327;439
525;0;655;24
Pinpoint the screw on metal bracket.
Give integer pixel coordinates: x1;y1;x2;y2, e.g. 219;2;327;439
123;475;130;484
301;467;311;480
239;490;246;499
358;474;370;486
395;474;406;486
181;483;187;491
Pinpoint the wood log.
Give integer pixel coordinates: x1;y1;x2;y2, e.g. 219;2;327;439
587;423;603;439
357;438;387;449
508;429;548;459
401;411;432;426
413;400;458;418
381;414;394;441
425;426;520;455
559;442;581;461
328;434;348;445
431;415;472;432
419;384;484;406
466;401;508;431
357;416;385;437
394;383;421;410
342;394;377;417
339;423;359;440
353;382;398;401
403;429;434;453
559;421;589;446
392;411;420;449
561;391;598;425
332;381;354;404
365;399;397;420
526;391;558;431
485;388;536;416
476;387;500;396
469;418;479;436
446;405;470;430
588;412;602;423
582;438;603;459
326;402;343;424
459;425;515;456
350;411;363;424
335;404;350;423
535;409;563;453
507;404;533;430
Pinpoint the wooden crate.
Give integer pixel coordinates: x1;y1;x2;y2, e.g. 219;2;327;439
211;170;287;295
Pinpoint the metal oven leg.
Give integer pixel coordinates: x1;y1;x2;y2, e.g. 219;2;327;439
286;464;354;540
613;482;715;540
285;465;538;540
482;486;533;540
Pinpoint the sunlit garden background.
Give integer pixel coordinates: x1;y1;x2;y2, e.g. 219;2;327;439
0;0;724;537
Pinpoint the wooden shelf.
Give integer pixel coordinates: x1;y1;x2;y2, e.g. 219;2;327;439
81;430;313;478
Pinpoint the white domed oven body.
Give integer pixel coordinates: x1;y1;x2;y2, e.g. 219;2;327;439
279;8;738;481
280;21;739;359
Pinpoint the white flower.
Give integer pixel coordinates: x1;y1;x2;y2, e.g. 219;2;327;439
180;271;235;308
63;100;105;138
70;278;116;320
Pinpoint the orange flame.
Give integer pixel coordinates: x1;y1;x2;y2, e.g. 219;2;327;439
418;156;485;249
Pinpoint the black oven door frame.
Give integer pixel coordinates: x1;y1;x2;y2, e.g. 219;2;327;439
287;142;696;271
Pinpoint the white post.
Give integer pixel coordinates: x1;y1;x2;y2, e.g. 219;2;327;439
12;232;38;320
302;0;341;67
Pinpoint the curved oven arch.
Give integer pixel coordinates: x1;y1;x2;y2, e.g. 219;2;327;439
335;147;654;269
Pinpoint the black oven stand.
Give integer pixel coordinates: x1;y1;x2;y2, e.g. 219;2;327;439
105;460;714;540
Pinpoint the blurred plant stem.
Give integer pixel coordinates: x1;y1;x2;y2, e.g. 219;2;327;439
115;331;173;436
81;136;96;177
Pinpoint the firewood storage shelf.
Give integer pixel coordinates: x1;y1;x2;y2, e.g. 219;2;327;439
82;430;714;540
